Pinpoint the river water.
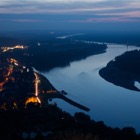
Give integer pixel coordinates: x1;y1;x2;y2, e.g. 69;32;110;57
42;44;140;132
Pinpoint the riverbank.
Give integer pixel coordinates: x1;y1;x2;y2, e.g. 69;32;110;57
37;72;90;111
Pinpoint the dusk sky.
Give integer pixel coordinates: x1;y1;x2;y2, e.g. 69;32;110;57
0;0;140;31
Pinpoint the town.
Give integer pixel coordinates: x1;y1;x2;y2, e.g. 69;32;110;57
0;44;89;111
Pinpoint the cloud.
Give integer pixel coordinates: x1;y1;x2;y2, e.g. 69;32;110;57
0;19;45;23
98;11;140;18
0;0;140;24
0;0;140;14
69;17;140;23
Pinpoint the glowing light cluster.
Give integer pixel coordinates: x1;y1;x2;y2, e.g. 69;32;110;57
25;97;41;105
1;45;27;52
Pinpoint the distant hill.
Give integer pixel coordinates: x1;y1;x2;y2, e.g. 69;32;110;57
71;32;140;46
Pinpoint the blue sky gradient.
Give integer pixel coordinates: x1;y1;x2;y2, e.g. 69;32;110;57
0;0;140;31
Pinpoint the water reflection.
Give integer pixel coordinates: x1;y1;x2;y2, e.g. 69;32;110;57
42;44;140;132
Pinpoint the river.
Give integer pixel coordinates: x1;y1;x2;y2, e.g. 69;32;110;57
42;43;140;132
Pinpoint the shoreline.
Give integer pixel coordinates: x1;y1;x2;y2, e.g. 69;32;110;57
36;72;90;111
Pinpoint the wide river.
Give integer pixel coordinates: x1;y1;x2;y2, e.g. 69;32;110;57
42;43;140;132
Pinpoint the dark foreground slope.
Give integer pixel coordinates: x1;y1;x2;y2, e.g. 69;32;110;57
0;105;140;140
99;50;140;91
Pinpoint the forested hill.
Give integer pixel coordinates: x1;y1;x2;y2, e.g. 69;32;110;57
0;35;107;71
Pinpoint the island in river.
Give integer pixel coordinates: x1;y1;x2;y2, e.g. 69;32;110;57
99;50;140;92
